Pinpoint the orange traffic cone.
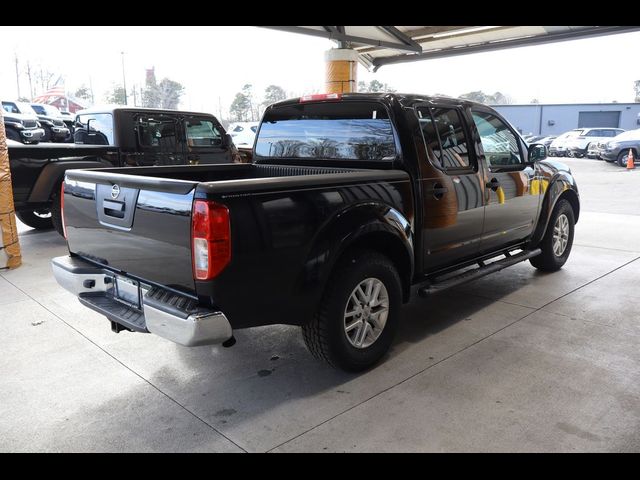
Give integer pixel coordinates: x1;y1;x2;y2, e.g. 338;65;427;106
627;149;635;170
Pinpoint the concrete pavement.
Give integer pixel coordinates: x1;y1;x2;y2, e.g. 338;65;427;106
1;158;639;452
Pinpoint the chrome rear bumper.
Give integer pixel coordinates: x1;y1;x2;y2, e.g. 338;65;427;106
51;255;232;346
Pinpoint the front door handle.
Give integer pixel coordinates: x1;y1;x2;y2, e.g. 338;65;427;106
486;178;501;191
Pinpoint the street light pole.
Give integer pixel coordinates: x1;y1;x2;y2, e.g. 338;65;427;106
121;51;128;105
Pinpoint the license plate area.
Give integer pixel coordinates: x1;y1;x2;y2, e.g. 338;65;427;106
114;275;141;309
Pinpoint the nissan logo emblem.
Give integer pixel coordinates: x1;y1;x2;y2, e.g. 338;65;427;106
111;184;121;199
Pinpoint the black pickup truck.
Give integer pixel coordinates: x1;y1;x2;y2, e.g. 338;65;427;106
52;93;579;371
9;106;240;233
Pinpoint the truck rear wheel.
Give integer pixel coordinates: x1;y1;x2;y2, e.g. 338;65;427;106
15;209;54;230
530;199;575;272
302;250;401;372
50;188;64;237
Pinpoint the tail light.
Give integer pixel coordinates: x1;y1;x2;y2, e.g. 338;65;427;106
60;182;67;239
191;200;231;280
300;93;342;102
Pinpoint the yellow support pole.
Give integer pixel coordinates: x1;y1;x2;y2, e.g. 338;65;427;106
0;111;22;270
325;48;358;94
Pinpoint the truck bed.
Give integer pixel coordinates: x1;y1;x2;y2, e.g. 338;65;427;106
63;163;412;320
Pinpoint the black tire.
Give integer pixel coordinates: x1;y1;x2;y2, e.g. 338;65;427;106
51;187;64;237
618;150;632;167
15;209;53;230
42;125;52;143
530;199;575;272
302;249;402;372
6;128;21;142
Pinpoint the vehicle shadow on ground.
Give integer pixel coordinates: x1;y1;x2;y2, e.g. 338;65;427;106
56;259;568;452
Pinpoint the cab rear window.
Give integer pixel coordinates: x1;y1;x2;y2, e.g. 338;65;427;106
255;101;397;161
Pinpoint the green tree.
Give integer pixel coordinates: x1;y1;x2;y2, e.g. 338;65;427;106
263;85;287;106
75;85;92;101
230;84;254;121
358;80;396;93
104;84;126;105
460;90;512;105
156;78;184;109
634;80;640;102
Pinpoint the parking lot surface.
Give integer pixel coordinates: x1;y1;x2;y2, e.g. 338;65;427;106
2;158;639;452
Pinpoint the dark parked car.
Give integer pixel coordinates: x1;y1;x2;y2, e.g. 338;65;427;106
1;100;45;144
8;106;240;233
30;103;71;142
600;129;640;166
53;93;579;372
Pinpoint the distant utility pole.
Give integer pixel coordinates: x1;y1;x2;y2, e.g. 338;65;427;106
121;51;128;105
25;62;34;100
132;84;137;106
14;54;21;98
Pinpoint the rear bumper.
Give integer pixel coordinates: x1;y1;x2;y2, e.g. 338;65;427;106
51;255;232;346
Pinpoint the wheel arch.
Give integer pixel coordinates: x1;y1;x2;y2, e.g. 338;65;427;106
530;174;580;247
296;202;415;307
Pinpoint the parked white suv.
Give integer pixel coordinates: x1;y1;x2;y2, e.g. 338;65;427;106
566;127;624;158
227;121;259;147
548;130;583;157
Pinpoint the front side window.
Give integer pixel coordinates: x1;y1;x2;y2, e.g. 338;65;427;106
255;101;397;161
417;106;472;169
186;118;222;147
472;111;523;167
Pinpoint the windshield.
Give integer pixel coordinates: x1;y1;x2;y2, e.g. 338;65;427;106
16;102;37;115
255;101;397;161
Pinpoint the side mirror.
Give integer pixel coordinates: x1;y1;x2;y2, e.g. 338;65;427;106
225;133;234;146
528;143;547;162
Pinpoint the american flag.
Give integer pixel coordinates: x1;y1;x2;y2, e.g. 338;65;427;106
32;83;66;103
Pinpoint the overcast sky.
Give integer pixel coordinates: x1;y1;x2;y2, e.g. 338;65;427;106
2;26;639;117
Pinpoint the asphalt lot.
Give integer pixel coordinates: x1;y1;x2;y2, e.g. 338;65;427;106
2;157;640;452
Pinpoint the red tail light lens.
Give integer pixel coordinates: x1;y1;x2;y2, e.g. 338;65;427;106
60;182;67;239
192;200;231;280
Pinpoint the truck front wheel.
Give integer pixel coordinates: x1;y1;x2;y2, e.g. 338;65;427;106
530;199;575;272
302;250;401;372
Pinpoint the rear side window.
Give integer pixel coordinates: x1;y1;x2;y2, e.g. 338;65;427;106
255;101;397;161
136;115;177;149
416;106;472;170
186;118;222;147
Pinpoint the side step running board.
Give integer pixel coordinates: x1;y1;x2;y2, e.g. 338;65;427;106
418;248;541;297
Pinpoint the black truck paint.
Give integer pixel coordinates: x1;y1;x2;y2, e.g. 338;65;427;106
9;106;240;232
54;94;580;371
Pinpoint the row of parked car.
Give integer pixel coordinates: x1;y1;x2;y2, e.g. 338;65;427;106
2;100;74;144
524;127;639;167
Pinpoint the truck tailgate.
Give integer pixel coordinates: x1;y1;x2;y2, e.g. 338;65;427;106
63;169;198;293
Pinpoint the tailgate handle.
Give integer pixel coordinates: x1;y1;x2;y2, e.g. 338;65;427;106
103;200;125;218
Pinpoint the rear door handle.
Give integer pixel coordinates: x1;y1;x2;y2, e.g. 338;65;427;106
486;178;501;190
429;183;448;200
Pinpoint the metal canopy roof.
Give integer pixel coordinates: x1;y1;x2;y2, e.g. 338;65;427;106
262;26;640;71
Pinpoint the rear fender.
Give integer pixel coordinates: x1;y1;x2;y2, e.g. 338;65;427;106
296;202;414;304
28;159;114;203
